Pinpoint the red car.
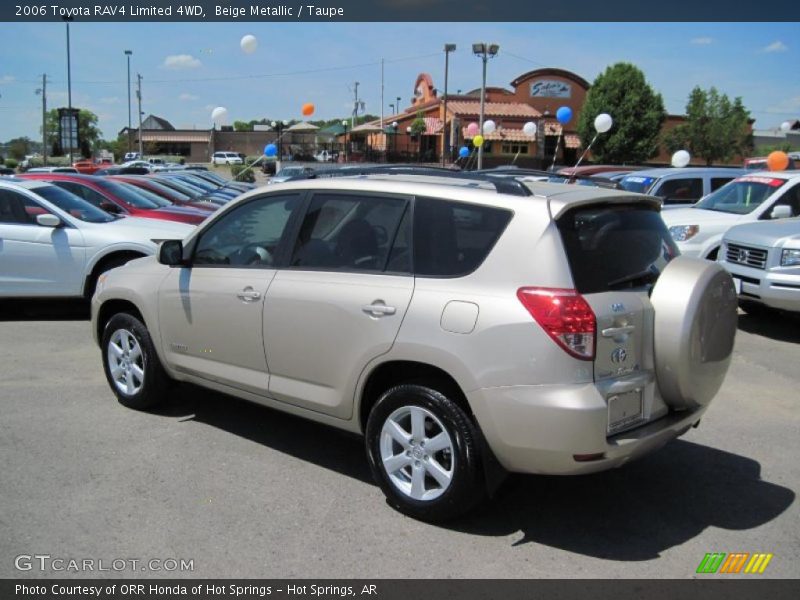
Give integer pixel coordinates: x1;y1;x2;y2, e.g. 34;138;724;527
109;175;218;212
72;158;114;175
19;173;209;225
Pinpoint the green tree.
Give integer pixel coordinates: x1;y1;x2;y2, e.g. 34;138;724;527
7;136;34;160
410;112;426;137
664;87;753;165
43;108;103;157
233;120;251;132
577;63;666;164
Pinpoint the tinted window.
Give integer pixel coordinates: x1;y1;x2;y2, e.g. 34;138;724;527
655;178;703;203
290;193;409;272
194;194;300;267
413;197;512;278
557;205;679;294
696;176;786;215
93;179;163;208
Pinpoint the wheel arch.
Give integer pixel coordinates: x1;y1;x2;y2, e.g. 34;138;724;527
83;249;148;297
95;299;146;346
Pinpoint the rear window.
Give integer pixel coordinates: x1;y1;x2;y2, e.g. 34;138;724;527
619;175;656;194
413;197;512;278
557;205;678;294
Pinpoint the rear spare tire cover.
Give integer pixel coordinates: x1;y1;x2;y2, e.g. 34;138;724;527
650;256;738;410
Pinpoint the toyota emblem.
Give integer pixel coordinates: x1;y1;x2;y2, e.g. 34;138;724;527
611;347;628;363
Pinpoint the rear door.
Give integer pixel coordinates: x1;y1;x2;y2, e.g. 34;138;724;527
263;191;413;419
556;204;679;434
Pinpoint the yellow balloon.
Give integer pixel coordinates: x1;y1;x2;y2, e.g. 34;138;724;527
473;134;484;148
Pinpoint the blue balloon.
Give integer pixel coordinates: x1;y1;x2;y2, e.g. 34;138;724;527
264;143;277;157
458;146;469;158
556;106;573;125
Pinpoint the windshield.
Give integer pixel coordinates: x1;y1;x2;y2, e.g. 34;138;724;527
195;171;227;185
126;179;192;203
695;176;786;214
152;177;205;196
277;167;304;177
170;175;217;192
35;185;116;223
93;179;164;209
619;175;657;194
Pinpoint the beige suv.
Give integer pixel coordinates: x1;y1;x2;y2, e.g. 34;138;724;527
91;174;738;521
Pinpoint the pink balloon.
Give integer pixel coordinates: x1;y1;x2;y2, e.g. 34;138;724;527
466;122;479;136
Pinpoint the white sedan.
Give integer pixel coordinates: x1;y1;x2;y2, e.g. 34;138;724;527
0;178;194;298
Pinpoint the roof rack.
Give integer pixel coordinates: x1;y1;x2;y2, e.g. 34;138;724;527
314;165;534;197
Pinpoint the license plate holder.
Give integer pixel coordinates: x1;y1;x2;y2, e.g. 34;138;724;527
608;390;644;435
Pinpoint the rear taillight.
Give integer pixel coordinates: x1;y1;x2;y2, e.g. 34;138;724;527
517;287;596;360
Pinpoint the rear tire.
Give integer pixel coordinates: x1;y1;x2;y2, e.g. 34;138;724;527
101;313;170;410
365;384;486;522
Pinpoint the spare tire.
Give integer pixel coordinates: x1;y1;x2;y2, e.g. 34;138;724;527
651;256;738;410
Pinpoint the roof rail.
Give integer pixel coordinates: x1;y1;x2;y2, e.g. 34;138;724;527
314;165;533;197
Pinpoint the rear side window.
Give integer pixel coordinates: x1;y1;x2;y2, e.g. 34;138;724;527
557;205;678;294
413;197;512;278
711;177;734;192
655;178;703;203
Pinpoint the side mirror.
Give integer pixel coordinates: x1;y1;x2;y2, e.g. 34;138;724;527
158;240;186;267
36;213;62;228
770;205;792;220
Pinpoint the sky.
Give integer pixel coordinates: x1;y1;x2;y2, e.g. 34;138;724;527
0;21;798;142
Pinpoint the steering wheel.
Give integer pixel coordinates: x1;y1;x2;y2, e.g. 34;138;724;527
233;243;273;266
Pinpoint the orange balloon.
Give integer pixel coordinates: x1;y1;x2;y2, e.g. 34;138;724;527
301;103;315;117
767;151;790;171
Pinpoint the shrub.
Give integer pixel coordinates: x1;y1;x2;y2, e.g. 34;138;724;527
4;158;18;169
230;164;256;183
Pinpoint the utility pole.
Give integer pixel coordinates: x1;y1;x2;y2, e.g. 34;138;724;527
36;74;47;164
125;50;132;153
351;81;360;132
65;18;73;162
136;73;143;156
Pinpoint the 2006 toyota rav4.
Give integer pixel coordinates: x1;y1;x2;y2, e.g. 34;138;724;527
91;174;738;521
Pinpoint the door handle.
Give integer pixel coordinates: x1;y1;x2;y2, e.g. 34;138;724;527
601;325;635;338
362;304;396;316
236;287;261;302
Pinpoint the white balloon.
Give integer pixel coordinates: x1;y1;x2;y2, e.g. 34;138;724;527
240;34;258;54
594;113;613;134
522;121;537;136
211;106;229;126
482;119;497;134
780;120;792;132
671;150;691;168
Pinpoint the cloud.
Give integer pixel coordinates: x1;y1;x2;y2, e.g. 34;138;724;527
691;37;713;45
162;54;202;69
99;96;120;104
1;75;15;83
762;41;788;53
179;93;199;101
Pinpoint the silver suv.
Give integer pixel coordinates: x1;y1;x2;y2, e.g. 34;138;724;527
91;174;738;521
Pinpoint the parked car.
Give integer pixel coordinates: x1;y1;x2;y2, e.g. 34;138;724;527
718;218;800;314
109;175;219;212
0;178;193;298
20;173;210;225
619;167;744;206
183;169;254;193
123;152;142;161
25;166;79;174
91;173;737;521
744;156;797;171
148;173;238;205
120;160;154;171
73;158;114;175
314;150;337;163
557;165;644;178
269;165;316;185
0;166;15;176
212;151;243;165
662;172;800;259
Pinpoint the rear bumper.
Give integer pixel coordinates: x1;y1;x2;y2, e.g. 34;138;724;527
720;260;800;312
468;383;707;475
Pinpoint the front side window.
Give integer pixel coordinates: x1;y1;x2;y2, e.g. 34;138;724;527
655;178;703;203
0;189;36;224
34;185;115;223
193;194;301;267
290;193;409;272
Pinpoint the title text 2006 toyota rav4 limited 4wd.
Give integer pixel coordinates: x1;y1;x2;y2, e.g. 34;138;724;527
91;174;738;521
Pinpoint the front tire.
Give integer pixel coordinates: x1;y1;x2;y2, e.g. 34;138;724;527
101;313;170;410
365;384;486;522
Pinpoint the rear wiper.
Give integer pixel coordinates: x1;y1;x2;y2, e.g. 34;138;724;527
607;267;659;290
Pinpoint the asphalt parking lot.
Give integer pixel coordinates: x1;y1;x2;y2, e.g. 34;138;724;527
0;302;797;579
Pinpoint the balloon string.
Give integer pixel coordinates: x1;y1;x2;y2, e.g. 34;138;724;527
568;133;598;184
550;131;562;171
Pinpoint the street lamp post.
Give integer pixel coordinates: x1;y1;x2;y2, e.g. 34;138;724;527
64;17;74;161
342;120;349;163
124;50;132;153
396;97;401;113
472;42;499;169
391;121;398;159
442;43;456;166
35;74;47;165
